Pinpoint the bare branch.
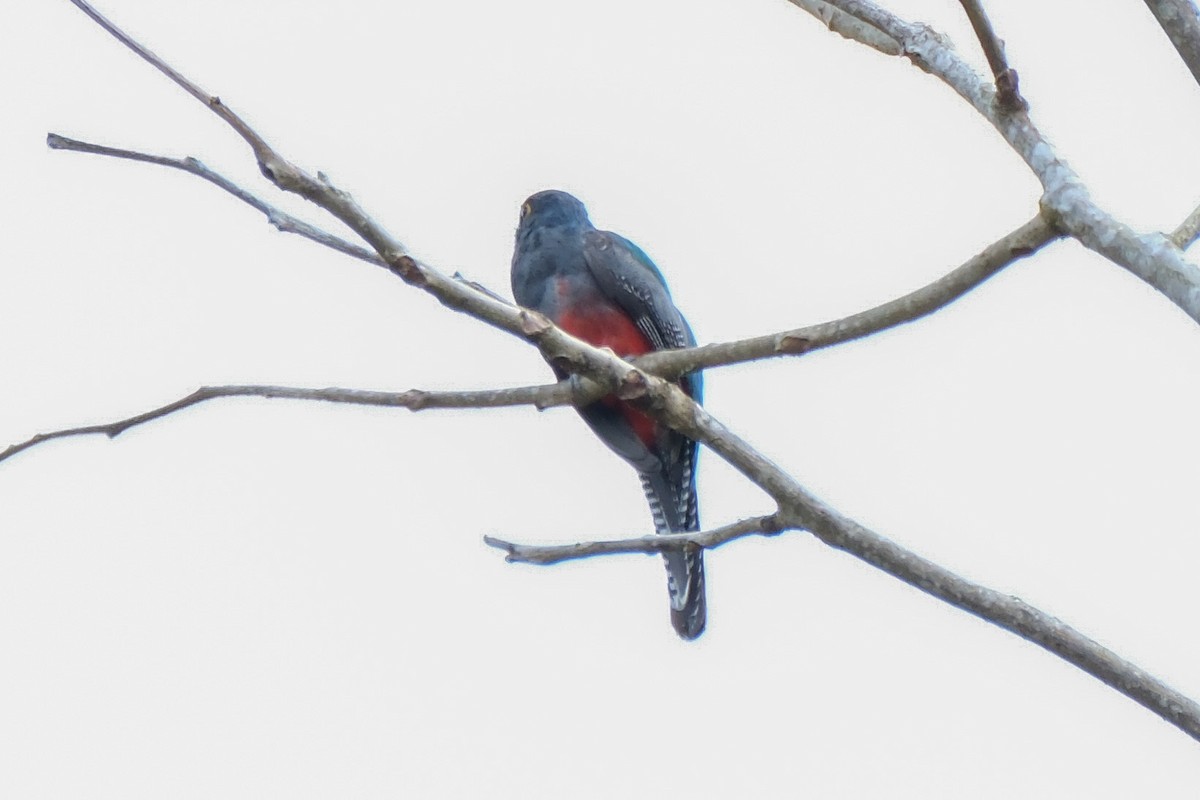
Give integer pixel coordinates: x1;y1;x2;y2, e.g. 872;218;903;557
59;0;1200;742
485;515;785;565
488;358;1200;741
47;133;384;267
68;0;282;167
638;214;1058;378
47;132;515;305
2;214;1055;466
45;127;1058;382
671;392;1200;739
60;0;576;359
0;381;577;465
957;0;1027;111
793;0;1200;328
805;507;1200;742
1143;0;1200;90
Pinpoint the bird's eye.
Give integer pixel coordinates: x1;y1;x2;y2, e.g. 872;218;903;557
520;201;533;220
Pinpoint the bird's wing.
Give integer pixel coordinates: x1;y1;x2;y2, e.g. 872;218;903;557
581;229;702;527
582;229;707;638
580;229;701;400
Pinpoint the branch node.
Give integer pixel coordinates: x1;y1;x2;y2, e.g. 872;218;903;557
776;334;813;355
405;390;430;411
615;370;650;401
761;513;785;536
482;535;518;563
994;68;1028;113
388;255;426;286
519;309;553;338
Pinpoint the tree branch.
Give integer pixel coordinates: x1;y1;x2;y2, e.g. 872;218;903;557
1143;0;1200;91
0;198;1048;465
1171;200;1200;250
488;358;1200;741
0;381;578;465
2;213;1058;465
47;133;385;267
957;0;1027;111
5;203;1041;463
484;515;786;565
57;0;1200;742
793;0;1200;327
46;126;1059;381
637;214;1058;377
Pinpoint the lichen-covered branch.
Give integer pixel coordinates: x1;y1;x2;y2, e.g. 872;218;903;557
783;0;900;54
1143;0;1200;90
793;0;1200;325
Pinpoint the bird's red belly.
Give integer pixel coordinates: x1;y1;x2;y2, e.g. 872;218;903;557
557;300;657;447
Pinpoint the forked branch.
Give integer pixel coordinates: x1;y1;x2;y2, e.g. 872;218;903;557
42;0;1200;742
44;131;1058;382
796;0;1200;325
3;213;1055;465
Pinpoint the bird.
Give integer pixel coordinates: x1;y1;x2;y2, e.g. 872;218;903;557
511;190;706;639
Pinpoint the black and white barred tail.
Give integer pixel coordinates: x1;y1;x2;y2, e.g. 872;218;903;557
640;464;706;640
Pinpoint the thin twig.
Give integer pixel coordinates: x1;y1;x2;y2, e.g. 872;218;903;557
48;133;384;267
957;0;1027;111
485;515;785;565
1142;0;1200;91
47;132;514;301
69;0;277;165
0;382;576;465
1171;201;1200;250
62;0;558;355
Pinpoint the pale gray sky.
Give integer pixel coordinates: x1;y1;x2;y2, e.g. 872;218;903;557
3;1;1200;796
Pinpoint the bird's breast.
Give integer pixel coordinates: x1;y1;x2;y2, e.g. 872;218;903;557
555;289;658;448
555;283;650;359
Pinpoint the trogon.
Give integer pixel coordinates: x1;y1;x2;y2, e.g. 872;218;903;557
511;190;706;639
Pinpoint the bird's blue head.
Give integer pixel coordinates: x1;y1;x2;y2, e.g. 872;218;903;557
516;190;592;237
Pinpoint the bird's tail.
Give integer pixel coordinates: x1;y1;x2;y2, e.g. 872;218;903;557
640;473;707;640
664;547;706;640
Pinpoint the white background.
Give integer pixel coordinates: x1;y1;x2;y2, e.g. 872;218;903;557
3;0;1200;796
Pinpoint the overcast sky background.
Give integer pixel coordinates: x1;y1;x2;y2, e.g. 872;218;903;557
3;0;1200;796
